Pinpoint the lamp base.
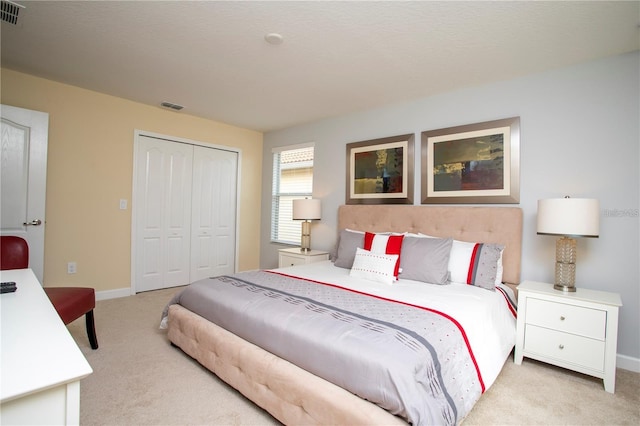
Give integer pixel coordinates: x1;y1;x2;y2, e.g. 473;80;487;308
300;221;311;252
553;283;576;292
554;237;577;292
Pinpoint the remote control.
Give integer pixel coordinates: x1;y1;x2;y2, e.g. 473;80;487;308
1;281;17;293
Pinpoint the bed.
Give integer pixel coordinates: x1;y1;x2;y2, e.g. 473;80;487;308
161;205;523;425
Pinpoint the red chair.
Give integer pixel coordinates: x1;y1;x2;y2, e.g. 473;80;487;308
1;236;99;349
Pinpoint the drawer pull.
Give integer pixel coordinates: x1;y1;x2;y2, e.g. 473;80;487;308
560;316;565;321
559;344;565;350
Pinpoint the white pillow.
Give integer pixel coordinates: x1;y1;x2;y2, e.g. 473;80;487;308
349;247;399;285
495;252;504;285
345;228;364;234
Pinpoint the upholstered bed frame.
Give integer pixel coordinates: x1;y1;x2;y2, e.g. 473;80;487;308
166;205;523;425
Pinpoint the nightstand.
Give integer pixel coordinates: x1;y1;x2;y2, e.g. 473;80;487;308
278;248;330;268
514;280;622;393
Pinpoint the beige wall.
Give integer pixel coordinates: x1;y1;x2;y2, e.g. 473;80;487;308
1;69;263;293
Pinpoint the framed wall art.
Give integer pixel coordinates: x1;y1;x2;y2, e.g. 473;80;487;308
421;117;520;204
346;133;414;204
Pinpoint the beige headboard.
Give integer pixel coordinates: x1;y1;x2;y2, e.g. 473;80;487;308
338;205;523;286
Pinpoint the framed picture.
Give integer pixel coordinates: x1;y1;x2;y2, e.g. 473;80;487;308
346;133;414;204
421;117;520;204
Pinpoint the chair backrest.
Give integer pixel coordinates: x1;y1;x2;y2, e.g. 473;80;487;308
0;236;29;270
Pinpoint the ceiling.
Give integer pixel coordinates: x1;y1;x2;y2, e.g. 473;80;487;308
1;1;638;133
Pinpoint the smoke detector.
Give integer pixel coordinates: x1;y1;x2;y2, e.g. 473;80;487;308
264;33;283;45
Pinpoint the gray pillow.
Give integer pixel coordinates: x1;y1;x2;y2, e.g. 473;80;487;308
399;237;453;284
333;229;364;269
467;243;505;291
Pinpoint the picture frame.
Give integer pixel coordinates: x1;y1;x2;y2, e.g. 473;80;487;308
346;133;414;205
421;117;520;204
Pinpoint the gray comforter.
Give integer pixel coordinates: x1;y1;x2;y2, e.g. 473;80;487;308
162;271;483;425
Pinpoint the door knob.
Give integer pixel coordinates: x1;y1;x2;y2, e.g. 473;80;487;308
23;219;42;226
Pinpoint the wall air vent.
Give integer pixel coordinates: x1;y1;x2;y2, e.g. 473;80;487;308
1;0;24;25
160;101;184;111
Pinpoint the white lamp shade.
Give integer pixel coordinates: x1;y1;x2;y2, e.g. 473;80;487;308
292;198;321;220
537;198;600;238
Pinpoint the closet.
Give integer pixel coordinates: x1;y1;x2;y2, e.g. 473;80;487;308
132;133;238;293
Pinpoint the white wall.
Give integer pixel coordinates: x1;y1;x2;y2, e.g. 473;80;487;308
261;52;639;363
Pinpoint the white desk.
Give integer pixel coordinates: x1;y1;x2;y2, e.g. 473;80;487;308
0;269;93;425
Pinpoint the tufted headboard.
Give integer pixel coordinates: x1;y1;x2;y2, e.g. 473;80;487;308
338;205;523;286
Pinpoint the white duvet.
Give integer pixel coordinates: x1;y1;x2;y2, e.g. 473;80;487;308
271;260;517;391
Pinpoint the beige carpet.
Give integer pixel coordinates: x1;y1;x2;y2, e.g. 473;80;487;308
67;287;640;425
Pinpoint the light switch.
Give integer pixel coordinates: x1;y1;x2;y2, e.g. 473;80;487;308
119;199;128;210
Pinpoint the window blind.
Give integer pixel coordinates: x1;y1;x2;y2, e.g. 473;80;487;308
271;145;314;244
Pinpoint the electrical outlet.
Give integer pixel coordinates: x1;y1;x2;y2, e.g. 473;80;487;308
67;262;77;274
119;199;127;210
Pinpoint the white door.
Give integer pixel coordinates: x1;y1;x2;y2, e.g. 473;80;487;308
190;146;237;281
134;135;193;292
0;105;48;282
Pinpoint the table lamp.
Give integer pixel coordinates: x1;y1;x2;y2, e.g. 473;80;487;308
292;198;321;252
537;197;599;292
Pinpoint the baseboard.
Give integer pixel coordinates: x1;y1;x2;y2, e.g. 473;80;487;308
617;354;640;373
96;287;132;301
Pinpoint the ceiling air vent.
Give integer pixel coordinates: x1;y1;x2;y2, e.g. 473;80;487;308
160;101;184;111
1;1;24;25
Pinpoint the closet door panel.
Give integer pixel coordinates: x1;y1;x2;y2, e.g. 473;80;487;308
138;147;164;287
163;143;193;288
135;136;192;292
191;146;237;281
142;238;161;277
214;155;237;272
193;234;212;270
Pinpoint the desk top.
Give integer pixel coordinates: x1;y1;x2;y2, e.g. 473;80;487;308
0;269;93;403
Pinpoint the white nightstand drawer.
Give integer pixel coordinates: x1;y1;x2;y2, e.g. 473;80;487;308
526;297;606;340
524;324;605;371
278;248;330;268
279;254;307;267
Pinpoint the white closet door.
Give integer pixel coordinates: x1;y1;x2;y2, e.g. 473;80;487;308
190;146;237;281
135;136;193;292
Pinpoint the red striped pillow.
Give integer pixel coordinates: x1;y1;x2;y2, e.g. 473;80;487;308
449;240;504;290
363;232;404;279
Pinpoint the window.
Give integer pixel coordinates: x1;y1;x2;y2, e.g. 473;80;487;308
271;144;314;244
